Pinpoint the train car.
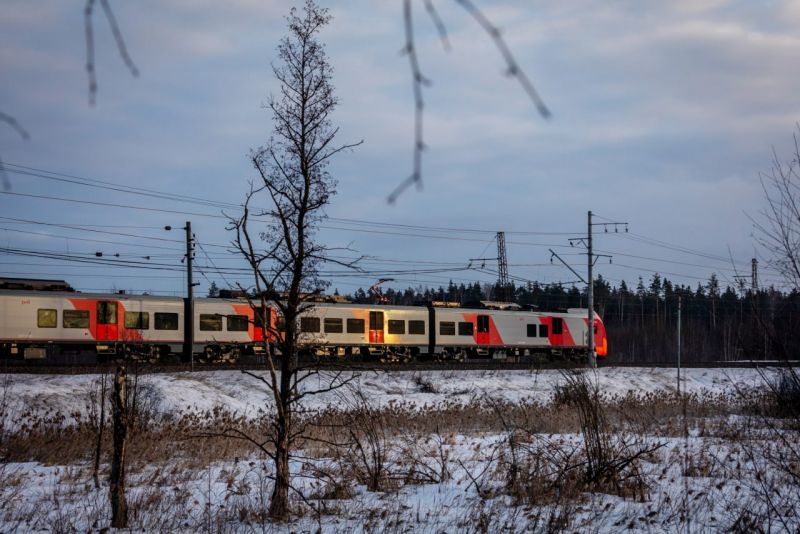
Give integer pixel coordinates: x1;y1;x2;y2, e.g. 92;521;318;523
431;306;606;359
0;291;275;362
293;302;607;361
294;303;430;359
193;298;266;361
0;290;184;362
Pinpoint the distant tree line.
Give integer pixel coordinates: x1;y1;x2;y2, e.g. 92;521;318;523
341;274;800;364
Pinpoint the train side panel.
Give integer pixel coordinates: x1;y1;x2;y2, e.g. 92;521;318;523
1;290;608;362
0;291;185;360
297;304;429;355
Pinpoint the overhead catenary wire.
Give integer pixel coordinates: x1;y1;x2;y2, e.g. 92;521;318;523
5;162;583;236
1;161;780;292
3;162;766;268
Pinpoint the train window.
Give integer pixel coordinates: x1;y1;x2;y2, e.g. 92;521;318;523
227;315;249;332
124;312;149;329
63;309;90;329
539;324;549;338
155;312;179;330
346;318;365;333
37;309;57;328
369;311;384;331
200;314;223;331
458;321;473;336
552;318;563;335
408;320;425;335
439;322;455;336
388;319;405;334
300;317;320;333
526;324;537;337
324;317;343;333
97;301;117;325
477;315;490;333
276;315;286;332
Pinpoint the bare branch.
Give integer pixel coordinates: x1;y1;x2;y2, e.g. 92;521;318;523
99;0;139;78
424;0;451;51
0;113;30;141
390;0;551;203
84;0;138;106
455;0;551;119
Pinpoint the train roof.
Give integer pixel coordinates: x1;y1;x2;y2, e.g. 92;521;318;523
0;277;74;292
0;289;184;302
0;290;596;317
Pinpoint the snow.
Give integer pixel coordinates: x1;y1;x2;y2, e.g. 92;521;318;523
1;367;776;428
1;366;796;532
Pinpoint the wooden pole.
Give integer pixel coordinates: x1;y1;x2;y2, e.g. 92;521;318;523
110;366;128;528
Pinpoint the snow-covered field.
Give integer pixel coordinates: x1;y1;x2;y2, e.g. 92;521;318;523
1;367;797;533
1;367;775;424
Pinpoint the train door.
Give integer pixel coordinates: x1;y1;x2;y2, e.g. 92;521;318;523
550;317;564;347
96;301;119;340
253;306;267;342
368;311;384;343
476;314;490;345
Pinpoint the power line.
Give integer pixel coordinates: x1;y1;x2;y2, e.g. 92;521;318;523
3;161;780;288
614;231;757;266
6;162;583;236
195;238;236;291
0;226;182;252
592;247;756;275
3;163;239;210
0;191;225;219
0;216;185;244
325;215;582;236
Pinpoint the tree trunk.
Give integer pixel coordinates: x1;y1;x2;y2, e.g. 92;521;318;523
93;370;107;489
269;406;291;520
269;330;295;521
110;366;128;529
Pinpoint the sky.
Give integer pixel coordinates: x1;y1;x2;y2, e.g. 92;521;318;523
1;0;798;298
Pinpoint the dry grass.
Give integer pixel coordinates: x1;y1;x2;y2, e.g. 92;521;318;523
1;375;799;531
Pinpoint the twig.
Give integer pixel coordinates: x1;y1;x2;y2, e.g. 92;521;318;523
455;0;550;118
84;0;138;106
424;0;451;51
0;113;30;191
390;0;550;204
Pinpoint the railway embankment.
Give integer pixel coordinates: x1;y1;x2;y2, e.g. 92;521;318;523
0;366;779;428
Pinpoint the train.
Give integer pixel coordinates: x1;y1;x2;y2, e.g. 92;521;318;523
0;280;608;364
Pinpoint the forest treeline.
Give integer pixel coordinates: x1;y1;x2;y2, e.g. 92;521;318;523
339;274;800;363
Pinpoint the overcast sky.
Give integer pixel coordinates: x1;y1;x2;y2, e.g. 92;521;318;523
1;0;798;297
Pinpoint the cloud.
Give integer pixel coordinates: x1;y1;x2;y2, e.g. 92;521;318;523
1;1;797;294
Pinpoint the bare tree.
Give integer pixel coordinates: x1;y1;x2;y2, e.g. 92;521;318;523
753;125;800;290
751;127;800;362
749;128;800;521
226;0;361;521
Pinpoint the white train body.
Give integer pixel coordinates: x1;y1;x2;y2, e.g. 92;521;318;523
0;290;607;361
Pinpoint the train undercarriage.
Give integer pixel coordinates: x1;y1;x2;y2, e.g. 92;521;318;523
1;339;588;366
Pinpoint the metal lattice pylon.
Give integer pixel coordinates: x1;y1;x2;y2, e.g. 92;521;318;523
496;231;510;302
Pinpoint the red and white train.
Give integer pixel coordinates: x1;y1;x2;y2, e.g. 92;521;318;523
0;283;608;363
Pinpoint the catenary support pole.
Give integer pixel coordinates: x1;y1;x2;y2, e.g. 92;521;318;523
588;210;596;369
677;296;682;396
185;221;194;371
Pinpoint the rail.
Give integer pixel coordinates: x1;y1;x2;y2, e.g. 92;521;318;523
1;358;797;375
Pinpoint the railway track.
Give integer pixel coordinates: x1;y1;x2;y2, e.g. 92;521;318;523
1;358;796;375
